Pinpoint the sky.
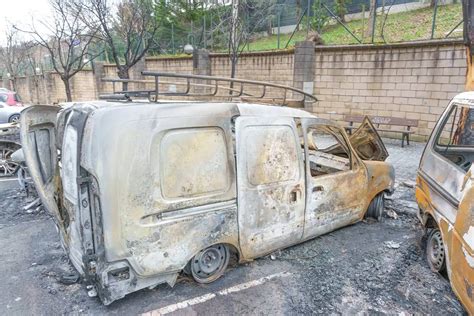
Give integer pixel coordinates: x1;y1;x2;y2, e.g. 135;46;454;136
0;0;54;44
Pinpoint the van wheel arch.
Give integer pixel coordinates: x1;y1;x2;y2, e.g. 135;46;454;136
365;191;385;221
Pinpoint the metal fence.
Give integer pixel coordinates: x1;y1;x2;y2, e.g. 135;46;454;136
276;0;420;27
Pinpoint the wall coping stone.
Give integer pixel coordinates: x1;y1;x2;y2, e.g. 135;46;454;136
314;38;463;52
104;39;463;65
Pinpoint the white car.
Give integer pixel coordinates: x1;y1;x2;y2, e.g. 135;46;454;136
0;101;21;123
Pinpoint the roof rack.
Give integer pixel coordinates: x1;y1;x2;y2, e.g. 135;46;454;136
100;72;317;107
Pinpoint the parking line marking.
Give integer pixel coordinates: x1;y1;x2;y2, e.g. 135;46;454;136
0;178;17;182
141;271;291;316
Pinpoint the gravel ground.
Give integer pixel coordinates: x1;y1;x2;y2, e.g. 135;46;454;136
0;139;466;315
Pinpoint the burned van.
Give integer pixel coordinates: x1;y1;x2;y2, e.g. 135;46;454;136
21;100;394;305
416;92;474;313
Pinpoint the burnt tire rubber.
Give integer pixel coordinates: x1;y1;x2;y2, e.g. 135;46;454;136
8;114;20;123
426;228;447;273
190;244;230;284
365;193;385;221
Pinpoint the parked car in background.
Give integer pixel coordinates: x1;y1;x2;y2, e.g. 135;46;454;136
0;122;21;177
416;91;474;314
0;102;21;123
0;90;23;107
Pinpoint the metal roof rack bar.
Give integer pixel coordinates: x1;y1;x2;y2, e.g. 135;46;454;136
101;72;318;106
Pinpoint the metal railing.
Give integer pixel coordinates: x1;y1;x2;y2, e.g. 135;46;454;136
100;72;318;107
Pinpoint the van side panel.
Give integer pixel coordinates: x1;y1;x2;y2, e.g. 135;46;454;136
80;107;238;278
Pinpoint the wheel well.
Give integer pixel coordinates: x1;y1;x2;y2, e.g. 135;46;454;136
224;243;241;262
8;113;20;121
424;213;437;229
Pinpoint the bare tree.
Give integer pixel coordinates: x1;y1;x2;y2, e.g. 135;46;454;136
212;0;276;81
17;0;102;101
79;0;160;90
0;26;30;91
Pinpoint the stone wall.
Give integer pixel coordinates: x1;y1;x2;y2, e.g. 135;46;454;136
310;40;466;140
3;39;466;140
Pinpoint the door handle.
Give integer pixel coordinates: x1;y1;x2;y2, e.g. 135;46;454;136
289;187;301;203
312;186;324;193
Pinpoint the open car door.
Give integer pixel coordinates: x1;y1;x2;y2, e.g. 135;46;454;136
328;116;389;161
20;106;66;235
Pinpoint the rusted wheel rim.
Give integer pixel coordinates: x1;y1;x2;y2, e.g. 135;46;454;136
0;148;19;177
191;244;229;283
428;229;445;272
366;193;384;220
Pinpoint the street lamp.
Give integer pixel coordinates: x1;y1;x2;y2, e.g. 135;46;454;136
184;44;194;55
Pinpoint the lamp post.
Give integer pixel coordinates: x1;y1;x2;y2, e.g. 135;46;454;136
184;44;194;55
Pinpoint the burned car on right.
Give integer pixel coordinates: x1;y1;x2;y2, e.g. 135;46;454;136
416;91;474;313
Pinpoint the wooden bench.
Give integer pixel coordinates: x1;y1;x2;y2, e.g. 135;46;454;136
344;115;418;148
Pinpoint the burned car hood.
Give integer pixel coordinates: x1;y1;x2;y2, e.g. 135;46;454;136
328;116;389;161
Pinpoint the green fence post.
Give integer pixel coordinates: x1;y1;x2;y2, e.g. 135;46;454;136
278;9;281;49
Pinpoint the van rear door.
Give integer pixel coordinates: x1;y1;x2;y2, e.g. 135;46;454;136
20;106;60;212
20;106;69;238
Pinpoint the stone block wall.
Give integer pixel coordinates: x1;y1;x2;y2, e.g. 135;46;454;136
311;40;466;140
3;39;467;140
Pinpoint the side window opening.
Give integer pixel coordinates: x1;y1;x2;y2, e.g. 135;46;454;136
160;127;230;199
434;104;474;172
306;126;351;177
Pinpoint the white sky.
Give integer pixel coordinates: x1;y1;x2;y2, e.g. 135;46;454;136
0;0;54;44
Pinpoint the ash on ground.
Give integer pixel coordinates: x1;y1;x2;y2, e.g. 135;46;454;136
0;139;466;315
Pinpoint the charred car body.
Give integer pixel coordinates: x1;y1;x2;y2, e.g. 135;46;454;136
416;92;474;313
22;75;394;304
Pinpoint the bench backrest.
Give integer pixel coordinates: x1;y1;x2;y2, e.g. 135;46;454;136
344;115;418;127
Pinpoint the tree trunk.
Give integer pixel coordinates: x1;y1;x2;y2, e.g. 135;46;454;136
10;78;16;92
296;0;302;31
117;67;130;91
267;19;273;36
366;0;377;38
337;0;346;22
229;53;238;95
228;0;239;95
63;78;72;102
34;77;40;104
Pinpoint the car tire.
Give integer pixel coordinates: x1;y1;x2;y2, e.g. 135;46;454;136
8;114;20;123
365;192;385;221
426;228;447;273
189;244;230;284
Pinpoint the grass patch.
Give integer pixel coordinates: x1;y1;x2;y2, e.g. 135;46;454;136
243;3;462;51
